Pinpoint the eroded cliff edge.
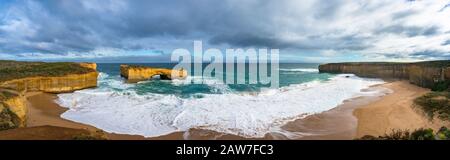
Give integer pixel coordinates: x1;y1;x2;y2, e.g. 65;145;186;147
0;90;26;130
0;61;98;93
120;64;187;83
0;61;99;130
319;60;450;90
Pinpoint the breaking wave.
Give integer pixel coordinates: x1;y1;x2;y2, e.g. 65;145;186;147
56;74;384;138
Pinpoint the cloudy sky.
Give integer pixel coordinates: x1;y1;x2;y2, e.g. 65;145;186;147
0;0;449;62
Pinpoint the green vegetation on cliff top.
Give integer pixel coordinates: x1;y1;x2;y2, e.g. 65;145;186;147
0;106;20;131
414;91;450;120
0;60;95;82
0;89;21;131
358;127;450;140
0;126;109;140
72;130;108;140
0;90;18;100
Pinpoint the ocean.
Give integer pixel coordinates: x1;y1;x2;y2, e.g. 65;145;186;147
56;63;385;138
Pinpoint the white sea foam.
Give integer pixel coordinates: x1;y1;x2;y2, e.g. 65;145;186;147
279;68;319;72
172;76;232;93
97;72;134;90
56;74;384;138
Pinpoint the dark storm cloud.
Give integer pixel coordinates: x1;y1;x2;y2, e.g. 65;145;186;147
439;3;450;12
381;53;409;59
209;33;292;48
0;0;306;54
442;39;450;46
210;32;374;51
375;25;440;37
0;0;449;61
312;0;344;20
0;0;226;54
379;50;450;60
409;50;450;59
391;10;419;20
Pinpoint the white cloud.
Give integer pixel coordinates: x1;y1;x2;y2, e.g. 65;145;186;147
0;0;449;61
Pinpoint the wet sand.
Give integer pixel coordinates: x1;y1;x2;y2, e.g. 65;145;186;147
0;125;103;140
26;92;97;130
23;92;147;140
283;91;386;140
2;80;445;140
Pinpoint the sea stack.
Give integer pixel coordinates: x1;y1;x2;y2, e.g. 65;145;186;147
120;64;188;83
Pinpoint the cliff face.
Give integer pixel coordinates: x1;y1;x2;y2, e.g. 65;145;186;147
0;63;98;93
0;62;99;130
319;61;450;90
0;90;26;130
78;62;97;70
120;65;187;83
0;72;98;93
408;64;449;89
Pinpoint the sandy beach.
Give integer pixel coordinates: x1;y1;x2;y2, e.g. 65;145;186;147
354;81;449;137
282;89;387;140
26;92;97;130
0;92;147;140
1;80;447;140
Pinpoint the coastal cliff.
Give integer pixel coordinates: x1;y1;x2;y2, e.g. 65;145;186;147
0;90;26;129
78;62;97;70
120;64;187;83
0;72;98;93
0;61;99;130
319;61;450;90
0;61;98;93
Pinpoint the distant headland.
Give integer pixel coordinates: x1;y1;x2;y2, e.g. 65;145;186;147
319;60;450;91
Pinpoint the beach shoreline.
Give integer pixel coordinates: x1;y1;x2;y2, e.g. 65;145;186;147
1;80;446;140
282;86;389;140
354;81;449;138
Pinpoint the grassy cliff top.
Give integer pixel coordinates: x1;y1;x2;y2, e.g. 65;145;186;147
0;90;17;101
0;60;95;82
413;60;450;67
322;60;450;67
414;92;450;121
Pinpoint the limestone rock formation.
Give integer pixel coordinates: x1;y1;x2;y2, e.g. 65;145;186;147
319;61;450;90
120;65;187;83
0;62;98;93
0;90;26;130
0;61;100;130
78;62;97;70
0;72;98;93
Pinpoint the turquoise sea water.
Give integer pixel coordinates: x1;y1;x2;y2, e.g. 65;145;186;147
56;63;384;138
97;63;333;97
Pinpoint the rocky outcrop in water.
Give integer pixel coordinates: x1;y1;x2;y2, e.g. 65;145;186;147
319;61;450;90
120;64;187;83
